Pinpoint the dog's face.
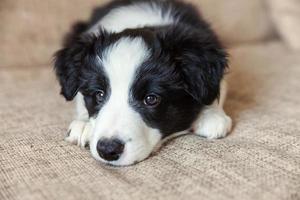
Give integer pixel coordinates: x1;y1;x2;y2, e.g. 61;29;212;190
55;27;227;166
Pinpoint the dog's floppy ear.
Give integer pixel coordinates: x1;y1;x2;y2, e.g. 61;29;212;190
158;25;228;105
54;25;105;101
54;39;87;101
53;22;90;101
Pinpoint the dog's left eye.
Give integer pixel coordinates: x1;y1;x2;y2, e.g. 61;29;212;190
95;90;106;103
144;94;161;107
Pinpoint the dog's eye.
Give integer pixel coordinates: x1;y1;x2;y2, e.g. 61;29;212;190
95;90;105;103
144;94;161;107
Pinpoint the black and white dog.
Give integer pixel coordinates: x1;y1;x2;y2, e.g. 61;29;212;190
54;0;232;166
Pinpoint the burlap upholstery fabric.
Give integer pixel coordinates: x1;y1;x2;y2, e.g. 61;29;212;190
1;42;300;200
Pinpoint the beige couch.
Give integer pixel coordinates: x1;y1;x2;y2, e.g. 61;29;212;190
1;1;300;200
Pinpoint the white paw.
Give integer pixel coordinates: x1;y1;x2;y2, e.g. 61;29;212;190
193;109;232;139
65;120;92;148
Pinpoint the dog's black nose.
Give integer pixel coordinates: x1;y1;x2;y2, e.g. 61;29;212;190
97;138;125;161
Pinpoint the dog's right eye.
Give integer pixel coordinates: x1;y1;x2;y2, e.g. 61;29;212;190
144;93;161;107
95;90;106;103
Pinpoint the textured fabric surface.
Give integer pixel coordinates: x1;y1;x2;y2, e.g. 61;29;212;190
0;0;274;68
1;42;300;200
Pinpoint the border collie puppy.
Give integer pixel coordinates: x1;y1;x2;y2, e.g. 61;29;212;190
54;0;232;166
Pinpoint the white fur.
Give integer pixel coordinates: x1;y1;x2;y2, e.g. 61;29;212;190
89;2;175;34
65;120;92;148
192;81;232;139
64;93;91;148
64;2;232;165
65;1;176;160
75;93;89;121
193;104;232;139
66;78;232;164
87;37;161;166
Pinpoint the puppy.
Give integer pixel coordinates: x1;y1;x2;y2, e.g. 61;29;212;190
54;0;232;166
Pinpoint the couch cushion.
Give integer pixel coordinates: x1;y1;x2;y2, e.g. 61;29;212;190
187;0;274;45
0;42;299;200
0;0;274;68
267;0;300;50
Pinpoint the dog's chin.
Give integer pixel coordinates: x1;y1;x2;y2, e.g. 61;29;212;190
90;147;153;167
93;154;149;167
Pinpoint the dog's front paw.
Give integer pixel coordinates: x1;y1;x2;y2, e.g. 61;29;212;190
193;109;232;139
65;120;92;148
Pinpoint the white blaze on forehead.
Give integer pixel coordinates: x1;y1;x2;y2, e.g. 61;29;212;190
101;37;149;95
93;37;150;136
89;2;175;34
90;37;162;165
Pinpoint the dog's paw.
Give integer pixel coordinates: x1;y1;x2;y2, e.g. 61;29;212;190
65;120;92;148
193;109;232;139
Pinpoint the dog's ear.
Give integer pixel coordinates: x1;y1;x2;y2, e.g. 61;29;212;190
54;37;91;101
54;27;106;101
157;25;228;105
54;22;108;101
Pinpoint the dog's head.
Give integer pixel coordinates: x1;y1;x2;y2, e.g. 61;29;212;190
54;26;227;166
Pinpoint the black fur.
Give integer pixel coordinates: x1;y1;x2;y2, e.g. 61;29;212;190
54;37;89;101
54;0;228;136
129;25;227;136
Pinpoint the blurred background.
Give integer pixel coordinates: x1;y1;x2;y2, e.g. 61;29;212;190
1;1;300;200
1;0;300;69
